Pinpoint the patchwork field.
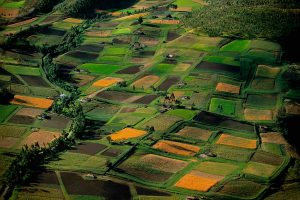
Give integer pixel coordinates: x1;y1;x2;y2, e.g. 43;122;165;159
0;1;296;199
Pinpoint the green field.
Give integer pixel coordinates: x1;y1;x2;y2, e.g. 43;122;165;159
221;40;251;52
209;98;236;117
79;63;123;74
0;105;18;123
2;65;40;76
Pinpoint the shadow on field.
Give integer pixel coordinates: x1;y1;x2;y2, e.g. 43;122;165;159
97;0;139;10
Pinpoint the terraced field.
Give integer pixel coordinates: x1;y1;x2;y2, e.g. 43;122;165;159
0;0;299;200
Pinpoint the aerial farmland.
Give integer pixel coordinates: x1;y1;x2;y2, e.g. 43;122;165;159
0;0;299;199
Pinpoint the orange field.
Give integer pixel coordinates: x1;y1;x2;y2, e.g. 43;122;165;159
216;83;240;94
153;140;200;156
244;108;273;121
175;171;223;192
8;17;38;27
260;132;288;145
21;130;61;147
109;128;147;141
63;18;84;24
92;77;123;87
110;11;122;17
115;12;149;21
148;20;180;25
216;134;257;149
132;75;160;89
10;95;53;109
140;154;188;173
0;7;19;19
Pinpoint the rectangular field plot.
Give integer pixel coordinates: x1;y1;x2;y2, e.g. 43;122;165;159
215;82;240;94
47;152;107;173
20;75;50;87
165;109;197;120
132;94;158;104
38;113;71;130
251;150;283;166
220;40;251;52
10;95;53;109
209;98;236;117
8;107;44;125
157;76;180;91
175;171;223;192
217;179;267;199
175;126;213;141
0;124;27;148
216;134;257;149
60;172;131;199
256;65;280;78
244;108;273;121
118;153;188;183
246;94;277;108
0;104;18;123
109;128;147;141
195;61;240;75
96;90;142;103
131;75;160;89
70;142;107;155
250;78;275;90
210;145;255;162
152;140;200;156
243;161;278;178
78;63;123;75
141;114;182;132
195;161;239;176
20;130;61;147
84;103;120;121
2;64;40;76
15;184;64;200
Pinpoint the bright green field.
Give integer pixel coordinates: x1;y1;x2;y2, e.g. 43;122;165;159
173;0;203;9
209;98;236;117
2;0;24;8
0;105;18;123
112;28;131;35
102;47;128;55
165;109;197;120
221;40;251;52
2;65;40;76
79;63;123;75
204;55;240;67
150;63;175;75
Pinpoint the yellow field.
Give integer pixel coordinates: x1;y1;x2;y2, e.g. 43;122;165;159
216;134;257;149
170;7;192;12
115;12;149;21
132;75;160;89
109;128;147;141
175;171;223;192
148;20;180;25
216;83;240;94
63;18;84;23
92;77;123;87
153;140;200;156
174;63;191;72
10;95;53;109
85;30;112;37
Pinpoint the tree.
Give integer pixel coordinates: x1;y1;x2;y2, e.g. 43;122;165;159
138;16;143;24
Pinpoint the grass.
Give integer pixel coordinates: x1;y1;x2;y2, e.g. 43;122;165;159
97;56;123;63
195;161;240;176
261;143;282;155
209;98;236;117
102;47;128;55
2;64;40;76
165;109;197;120
221;40;251;52
141;114;182;132
173;0;203;9
0;104;18;123
79;63;123;75
150;64;175;75
112;28;131;35
243;161;278;178
203;55;240;67
2;0;24;8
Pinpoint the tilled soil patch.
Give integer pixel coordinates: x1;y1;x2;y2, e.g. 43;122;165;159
157;76;180;91
32;171;59;185
167;31;181;42
40;114;71;130
135;186;171;196
0;67;23;84
116;65;141;74
96;90;135;102
65;51;99;60
8;115;35;125
39;27;66;36
20;75;50;87
133;94;158;104
101;147;122;157
70;142;107;155
61;172;131;200
75;44;104;53
196;61;240;74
